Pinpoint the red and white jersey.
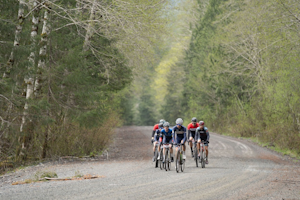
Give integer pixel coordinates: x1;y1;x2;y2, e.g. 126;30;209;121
187;123;199;132
153;124;159;131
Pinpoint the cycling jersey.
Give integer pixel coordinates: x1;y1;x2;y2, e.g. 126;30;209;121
154;128;163;142
187;122;199;138
172;125;187;144
152;124;159;137
160;128;173;144
196;127;210;142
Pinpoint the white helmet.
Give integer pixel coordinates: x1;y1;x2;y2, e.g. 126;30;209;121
163;122;170;127
159;119;165;123
176;118;183;125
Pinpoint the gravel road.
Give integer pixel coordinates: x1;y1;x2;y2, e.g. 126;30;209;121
1;126;299;200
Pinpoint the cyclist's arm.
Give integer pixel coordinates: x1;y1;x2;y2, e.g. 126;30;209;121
188;129;191;139
195;128;199;141
159;131;163;138
172;129;175;144
152;124;158;138
206;130;210;141
182;127;187;143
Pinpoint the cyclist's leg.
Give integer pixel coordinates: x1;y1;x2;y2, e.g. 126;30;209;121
162;137;166;162
205;143;209;163
175;145;179;160
169;143;174;162
156;142;161;159
153;141;157;161
163;146;166;162
189;136;193;152
191;133;196;155
197;139;201;157
175;136;180;159
181;139;186;159
153;141;156;152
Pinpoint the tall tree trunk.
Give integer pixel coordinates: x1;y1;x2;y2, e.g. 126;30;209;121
35;5;51;159
18;0;41;161
3;0;27;78
34;8;50;97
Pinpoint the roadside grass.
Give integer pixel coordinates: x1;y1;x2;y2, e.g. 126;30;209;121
11;170;104;185
1;149;107;176
216;131;300;161
1;162;37;176
247;137;300;160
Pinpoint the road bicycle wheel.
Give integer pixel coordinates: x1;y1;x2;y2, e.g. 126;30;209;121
203;150;206;168
175;150;180;173
165;149;169;171
201;147;205;168
163;153;166;170
193;143;197;160
180;151;185;172
159;149;163;170
194;146;198;167
154;147;158;168
167;159;171;171
167;149;171;171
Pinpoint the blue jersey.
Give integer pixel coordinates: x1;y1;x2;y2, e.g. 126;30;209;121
160;128;173;144
160;128;173;138
172;125;187;143
154;127;163;141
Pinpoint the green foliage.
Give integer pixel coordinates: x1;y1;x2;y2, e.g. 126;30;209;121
137;83;156;126
0;0;169;168
177;0;300;157
74;170;83;178
34;171;58;181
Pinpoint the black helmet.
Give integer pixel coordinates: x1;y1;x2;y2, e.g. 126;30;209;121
158;122;164;128
191;117;197;123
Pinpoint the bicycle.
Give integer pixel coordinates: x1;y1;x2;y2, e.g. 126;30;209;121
159;145;164;170
198;140;206;168
154;142;161;168
162;143;171;171
193;139;198;167
175;143;185;173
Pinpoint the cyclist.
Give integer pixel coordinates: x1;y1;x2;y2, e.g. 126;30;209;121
195;121;210;164
187;117;199;157
152;122;163;162
151;119;165;143
172;118;187;159
160;122;174;162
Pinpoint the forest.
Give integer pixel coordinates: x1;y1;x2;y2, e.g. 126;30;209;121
1;0;299;170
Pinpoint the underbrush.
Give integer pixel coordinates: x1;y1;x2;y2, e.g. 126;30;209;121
0;112;121;175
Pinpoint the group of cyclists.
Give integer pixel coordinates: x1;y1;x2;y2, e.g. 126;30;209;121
151;117;210;165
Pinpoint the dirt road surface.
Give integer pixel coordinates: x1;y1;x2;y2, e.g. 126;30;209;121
1;126;299;199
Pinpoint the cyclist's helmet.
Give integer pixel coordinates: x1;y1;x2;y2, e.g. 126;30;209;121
191;117;197;123
158;122;164;128
159;119;165;124
176;118;183;125
163;122;170;127
199;121;204;126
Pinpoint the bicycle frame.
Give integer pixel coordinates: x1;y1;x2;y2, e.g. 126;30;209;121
154;142;161;168
199;141;206;168
163;144;172;171
176;143;185;173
